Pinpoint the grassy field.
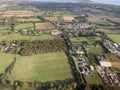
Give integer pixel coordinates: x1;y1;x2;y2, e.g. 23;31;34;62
0;30;11;34
8;52;73;82
107;34;120;44
0;33;53;41
96;29;117;34
85;45;106;54
16;18;40;22
84;74;103;85
70;37;102;44
0;53;15;73
15;23;34;30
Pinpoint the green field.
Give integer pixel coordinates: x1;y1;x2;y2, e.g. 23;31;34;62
8;52;73;82
16;18;40;22
15;23;34;30
0;53;15;73
85;45;106;54
96;29;117;34
84;74;103;85
107;34;120;44
0;33;53;41
70;37;102;44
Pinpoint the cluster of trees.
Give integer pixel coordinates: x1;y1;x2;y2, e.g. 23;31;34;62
2;38;67;56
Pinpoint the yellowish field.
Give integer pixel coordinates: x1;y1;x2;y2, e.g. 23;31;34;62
3;11;34;17
35;22;56;30
63;16;75;21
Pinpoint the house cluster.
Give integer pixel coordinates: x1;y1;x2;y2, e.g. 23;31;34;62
96;54;120;86
102;39;120;56
96;66;120;86
70;44;94;75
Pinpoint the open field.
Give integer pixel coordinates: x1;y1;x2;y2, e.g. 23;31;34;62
3;11;34;17
105;54;120;62
96;29;118;34
35;22;56;30
84;74;103;85
0;30;11;34
0;33;53;41
15;23;34;30
16;18;40;22
45;17;60;22
0;54;15;73
85;44;106;54
107;34;120;44
8;52;73;82
70;37;102;43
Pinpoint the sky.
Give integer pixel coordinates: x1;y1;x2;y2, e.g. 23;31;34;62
34;0;120;5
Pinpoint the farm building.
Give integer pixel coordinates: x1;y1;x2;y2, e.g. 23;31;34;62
99;61;112;67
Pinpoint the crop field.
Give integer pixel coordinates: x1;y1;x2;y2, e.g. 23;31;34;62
15;23;34;30
0;33;53;41
107;34;120;44
8;52;73;82
35;22;56;30
3;11;34;17
16;18;40;22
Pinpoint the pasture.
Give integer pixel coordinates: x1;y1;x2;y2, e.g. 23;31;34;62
0;33;53;41
8;52;73;82
15;23;34;30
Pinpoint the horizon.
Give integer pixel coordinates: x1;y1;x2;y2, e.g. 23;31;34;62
34;0;120;5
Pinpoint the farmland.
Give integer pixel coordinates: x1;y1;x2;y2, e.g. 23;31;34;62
0;33;53;41
35;22;56;30
0;54;14;73
45;17;60;22
84;74;104;85
3;11;34;17
15;23;34;30
8;52;73;82
107;34;120;44
16;18;40;22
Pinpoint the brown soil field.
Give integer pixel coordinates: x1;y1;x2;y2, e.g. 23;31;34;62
3;11;34;17
63;16;75;21
87;14;109;23
111;62;120;69
35;22;56;30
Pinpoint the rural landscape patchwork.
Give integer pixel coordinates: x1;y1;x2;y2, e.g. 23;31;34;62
0;0;120;90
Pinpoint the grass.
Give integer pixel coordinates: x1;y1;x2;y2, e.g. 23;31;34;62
84;74;103;85
0;30;11;34
85;45;106;54
8;52;73;82
0;33;53;41
70;37;102;44
15;23;34;30
107;34;120;44
96;29;117;34
16;18;40;22
0;53;15;73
